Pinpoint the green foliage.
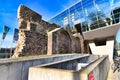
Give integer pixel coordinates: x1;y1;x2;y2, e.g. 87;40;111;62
106;18;111;25
81;22;89;32
88;12;105;21
90;20;106;30
88;11;110;30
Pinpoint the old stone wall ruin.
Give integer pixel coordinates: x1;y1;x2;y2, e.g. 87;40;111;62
72;33;85;53
13;5;58;57
47;28;72;55
47;28;85;55
13;5;84;57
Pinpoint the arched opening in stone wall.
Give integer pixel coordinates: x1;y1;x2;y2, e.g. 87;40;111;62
74;37;81;53
59;30;72;54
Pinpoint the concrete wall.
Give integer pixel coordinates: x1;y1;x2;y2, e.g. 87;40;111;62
28;55;102;80
83;23;120;41
80;56;110;80
35;55;98;70
29;67;75;80
89;39;114;61
28;55;109;80
83;23;120;61
0;54;89;80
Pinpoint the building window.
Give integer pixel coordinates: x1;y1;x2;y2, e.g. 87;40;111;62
71;13;75;22
94;39;106;46
63;17;68;25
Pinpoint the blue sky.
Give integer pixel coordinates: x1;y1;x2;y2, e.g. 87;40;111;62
0;0;79;48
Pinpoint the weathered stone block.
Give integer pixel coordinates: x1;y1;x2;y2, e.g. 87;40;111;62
28;23;37;32
18;5;42;22
47;28;72;55
19;20;27;29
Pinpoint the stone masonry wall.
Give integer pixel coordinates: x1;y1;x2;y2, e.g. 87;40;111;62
47;28;72;55
13;5;84;57
47;28;84;55
13;5;58;57
72;36;81;53
72;33;85;53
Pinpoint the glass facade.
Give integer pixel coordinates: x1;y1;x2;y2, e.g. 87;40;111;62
48;0;120;32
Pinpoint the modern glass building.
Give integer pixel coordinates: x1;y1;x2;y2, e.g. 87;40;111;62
48;0;120;32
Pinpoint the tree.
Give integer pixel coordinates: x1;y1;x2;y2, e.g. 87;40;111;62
88;12;105;21
81;21;89;32
88;11;107;30
105;17;112;25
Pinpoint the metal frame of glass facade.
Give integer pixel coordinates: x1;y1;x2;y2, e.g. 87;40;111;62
48;0;120;32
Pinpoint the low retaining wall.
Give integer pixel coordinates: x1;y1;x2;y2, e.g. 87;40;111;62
0;54;89;80
80;55;110;80
28;55;109;80
28;55;101;80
